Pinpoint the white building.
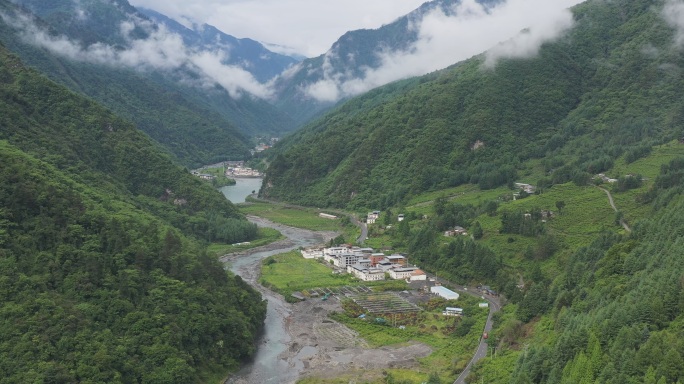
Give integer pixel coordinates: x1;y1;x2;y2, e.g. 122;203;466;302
367;211;380;224
431;285;460;300
443;307;463;316
301;248;324;259
347;264;385;281
389;267;418;280
334;253;368;268
410;269;427;281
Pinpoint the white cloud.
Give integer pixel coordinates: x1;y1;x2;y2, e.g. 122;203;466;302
129;0;428;57
663;0;684;47
303;0;583;102
0;11;272;98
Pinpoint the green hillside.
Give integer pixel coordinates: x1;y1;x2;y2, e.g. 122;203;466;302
263;0;684;210
0;44;265;382
261;0;684;382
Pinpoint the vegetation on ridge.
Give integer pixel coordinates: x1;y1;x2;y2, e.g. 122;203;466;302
0;45;266;383
260;0;684;382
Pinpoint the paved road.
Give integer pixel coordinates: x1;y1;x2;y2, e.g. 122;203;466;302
356;221;368;244
452;290;501;384
427;276;502;384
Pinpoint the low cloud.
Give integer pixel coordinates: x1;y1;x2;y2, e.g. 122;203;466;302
1;11;272;99
663;0;684;47
303;0;583;102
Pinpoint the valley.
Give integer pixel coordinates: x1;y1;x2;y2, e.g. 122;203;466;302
3;0;684;383
221;133;684;383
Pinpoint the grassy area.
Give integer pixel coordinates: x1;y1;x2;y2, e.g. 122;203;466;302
208;227;284;256
260;251;356;295
239;201;347;232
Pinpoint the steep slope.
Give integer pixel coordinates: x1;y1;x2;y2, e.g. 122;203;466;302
263;0;684;210
0;0;296;166
0;44;265;382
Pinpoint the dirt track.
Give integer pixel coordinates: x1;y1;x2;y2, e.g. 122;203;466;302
280;297;433;382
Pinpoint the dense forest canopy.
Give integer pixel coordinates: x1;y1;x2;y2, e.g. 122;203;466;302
262;0;684;211
0;44;266;383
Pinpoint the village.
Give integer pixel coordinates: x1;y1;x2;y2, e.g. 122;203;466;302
190;160;263;181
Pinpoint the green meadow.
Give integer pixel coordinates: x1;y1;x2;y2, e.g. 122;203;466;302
239;201;347;231
208;227;284;256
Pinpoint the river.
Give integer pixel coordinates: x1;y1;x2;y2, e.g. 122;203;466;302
223;216;337;384
220;178;264;203
219;178;336;383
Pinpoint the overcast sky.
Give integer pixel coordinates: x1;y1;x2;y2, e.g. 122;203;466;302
127;0;428;57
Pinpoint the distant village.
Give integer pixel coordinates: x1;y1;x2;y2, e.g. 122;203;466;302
191;160;263;180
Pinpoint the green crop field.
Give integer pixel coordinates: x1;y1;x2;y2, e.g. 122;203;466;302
208;227;284;256
260;251;408;297
239;201;347;231
260;251;356;295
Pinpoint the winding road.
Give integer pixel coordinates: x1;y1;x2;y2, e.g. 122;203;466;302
425;281;502;384
596;186;632;233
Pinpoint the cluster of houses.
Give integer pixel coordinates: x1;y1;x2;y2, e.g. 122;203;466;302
226;166;263;178
301;245;427;282
191;171;216;181
250;137;279;155
444;226;468;237
596;173;618;183
365;210;405;224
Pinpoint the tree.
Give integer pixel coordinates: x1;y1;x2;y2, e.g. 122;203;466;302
383;209;393;225
427;372;442;384
556;200;566;213
472;221;484;240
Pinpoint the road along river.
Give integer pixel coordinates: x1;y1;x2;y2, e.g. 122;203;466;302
222;216;338;384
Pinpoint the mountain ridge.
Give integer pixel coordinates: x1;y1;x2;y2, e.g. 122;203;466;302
0;42;266;383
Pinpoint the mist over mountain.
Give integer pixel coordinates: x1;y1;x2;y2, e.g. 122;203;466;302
270;0;582;125
0;0;300;166
137;7;300;83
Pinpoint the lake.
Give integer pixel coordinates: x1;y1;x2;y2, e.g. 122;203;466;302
220;178;263;203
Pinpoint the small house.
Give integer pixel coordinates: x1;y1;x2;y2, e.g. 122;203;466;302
443;307;463;316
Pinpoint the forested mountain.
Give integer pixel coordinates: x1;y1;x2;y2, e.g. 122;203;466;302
270;0;499;126
0;44;266;382
0;0;298;167
263;0;684;210
263;0;684;382
138;7;299;83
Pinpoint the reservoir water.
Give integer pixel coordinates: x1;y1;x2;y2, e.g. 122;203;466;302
220;178;263;203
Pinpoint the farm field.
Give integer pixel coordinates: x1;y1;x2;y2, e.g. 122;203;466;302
239;200;357;236
207;227;284;256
